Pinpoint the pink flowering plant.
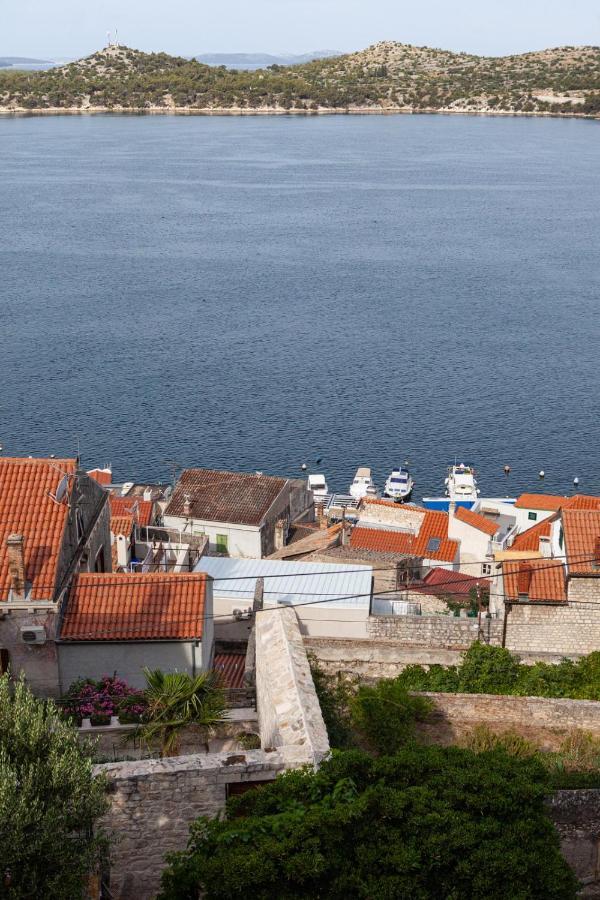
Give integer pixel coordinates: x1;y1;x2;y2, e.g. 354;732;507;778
63;675;147;726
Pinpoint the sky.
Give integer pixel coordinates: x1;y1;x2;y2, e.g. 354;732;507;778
3;0;600;60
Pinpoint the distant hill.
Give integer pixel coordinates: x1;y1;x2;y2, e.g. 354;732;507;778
194;51;340;70
0;56;53;69
0;41;599;116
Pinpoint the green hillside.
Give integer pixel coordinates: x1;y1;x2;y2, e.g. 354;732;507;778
1;41;599;115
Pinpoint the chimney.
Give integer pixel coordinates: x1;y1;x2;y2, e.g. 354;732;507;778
448;500;456;518
7;534;26;600
253;576;264;612
116;533;130;570
274;519;286;551
183;494;192;517
517;564;532;599
316;503;324;526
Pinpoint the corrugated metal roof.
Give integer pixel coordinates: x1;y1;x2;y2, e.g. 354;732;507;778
195;557;373;609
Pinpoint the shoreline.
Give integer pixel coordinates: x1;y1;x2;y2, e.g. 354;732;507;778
0;105;597;121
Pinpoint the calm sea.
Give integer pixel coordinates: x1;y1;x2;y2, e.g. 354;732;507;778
0;113;599;499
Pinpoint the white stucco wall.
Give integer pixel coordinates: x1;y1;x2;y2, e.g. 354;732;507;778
513;506;557;532
162;515;261;558
448;515;493;577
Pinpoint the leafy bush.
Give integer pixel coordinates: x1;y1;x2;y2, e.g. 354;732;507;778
350;679;433;754
159;745;578;900
63;674;146;723
0;674;109;898
457;643;521;694
308;657;357;750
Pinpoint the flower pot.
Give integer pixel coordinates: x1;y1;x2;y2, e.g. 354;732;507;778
90;714;111;727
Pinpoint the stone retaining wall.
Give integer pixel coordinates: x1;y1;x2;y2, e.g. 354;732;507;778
419;692;600;751
506;602;600;657
306;637;465;678
367;613;503;647
550;791;600;893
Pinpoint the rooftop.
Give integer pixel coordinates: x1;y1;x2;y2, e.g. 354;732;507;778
562;509;600;575
195;556;373;609
60;572;208;641
350;511;459;564
454;505;499;536
110;514;134;537
514;493;568;511
165;468;289;527
421;567;490;596
109;495;155;527
0;457;77;600
87;467;112;487
510;518;553;552
503;558;567;602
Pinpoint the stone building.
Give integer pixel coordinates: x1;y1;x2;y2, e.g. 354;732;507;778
0;457;111;695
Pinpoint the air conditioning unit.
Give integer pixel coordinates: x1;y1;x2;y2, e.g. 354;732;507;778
233;608;252;621
21;626;47;645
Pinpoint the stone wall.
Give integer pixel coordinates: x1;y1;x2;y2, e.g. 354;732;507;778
98;608;329;898
98;749;295;899
549;791;600;892
419;692;600;751
506;602;600;656
255;607;329;761
367;613;503;647
306;636;465;678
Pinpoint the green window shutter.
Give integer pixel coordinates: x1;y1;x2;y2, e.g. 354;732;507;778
216;534;228;554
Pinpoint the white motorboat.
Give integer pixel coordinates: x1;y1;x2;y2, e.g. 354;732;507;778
349;467;378;501
307;473;329;501
445;463;480;504
383;467;414;502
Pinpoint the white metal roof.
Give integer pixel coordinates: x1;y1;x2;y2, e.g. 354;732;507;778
195;557;373;609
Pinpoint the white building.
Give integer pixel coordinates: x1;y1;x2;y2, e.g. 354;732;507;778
163;468;312;558
195;556;373;639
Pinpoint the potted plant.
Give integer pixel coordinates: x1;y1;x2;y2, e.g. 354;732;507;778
117;693;147;725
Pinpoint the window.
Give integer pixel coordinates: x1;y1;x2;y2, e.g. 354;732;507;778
0;649;9;675
216;534;228;554
426;537;441;553
559;527;564;550
482;563;492;576
76;508;85;542
528;512;538;522
94;546;106;573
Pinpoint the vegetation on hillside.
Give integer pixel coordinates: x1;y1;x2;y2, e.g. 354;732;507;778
0;674;108;899
1;42;599;115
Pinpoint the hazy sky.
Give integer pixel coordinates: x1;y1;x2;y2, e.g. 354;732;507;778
3;0;600;59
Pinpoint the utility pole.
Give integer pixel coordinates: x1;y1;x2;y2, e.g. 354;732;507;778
502;600;512;648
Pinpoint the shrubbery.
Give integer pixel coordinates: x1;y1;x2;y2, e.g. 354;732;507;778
159;745;578;900
63;674;147;725
394;643;600;700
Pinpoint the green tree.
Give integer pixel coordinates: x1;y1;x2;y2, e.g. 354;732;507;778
159;746;578;900
135;668;227;757
350;679;432;754
0;673;108;899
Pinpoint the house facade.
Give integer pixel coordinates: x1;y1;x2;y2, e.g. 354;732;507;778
163;468;313;558
0;457;111;696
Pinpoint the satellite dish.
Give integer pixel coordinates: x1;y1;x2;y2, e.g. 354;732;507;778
55;475;69;503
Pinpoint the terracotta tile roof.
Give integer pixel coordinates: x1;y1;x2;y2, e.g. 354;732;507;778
110;496;154;527
60;572;208;641
565;495;600;511
87;468;112;487
421;567;490;596
0;457;77;601
214;652;246;689
164;468;289;527
361;498;426;516
562;509;600;575
454;505;499;536
351;510;459;564
503;559;567;602
510;518;553;552
110;515;134;538
514;493;567;511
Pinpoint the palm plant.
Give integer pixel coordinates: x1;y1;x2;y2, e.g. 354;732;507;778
136;668;227;757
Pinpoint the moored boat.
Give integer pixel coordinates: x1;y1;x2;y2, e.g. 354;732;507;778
349;467;377;501
383;467;414;502
307;473;329;502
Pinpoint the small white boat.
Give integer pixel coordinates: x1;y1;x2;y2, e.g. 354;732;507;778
349;467;378;502
307;473;329;501
445;463;480;504
383;467;414;502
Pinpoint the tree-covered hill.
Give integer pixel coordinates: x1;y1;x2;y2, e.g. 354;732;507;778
1;41;599;115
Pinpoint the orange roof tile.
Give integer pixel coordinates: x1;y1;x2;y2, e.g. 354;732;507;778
214;652;246;689
562;509;600;575
503;558;567;602
510;517;553;552
454;506;499;536
164;468;288;526
361;498;426;515
110;496;154;527
565;495;600;511
60;572;208;641
351;508;459;564
514;494;567;511
87;468;112;487
0;457;77;601
110;515;134;538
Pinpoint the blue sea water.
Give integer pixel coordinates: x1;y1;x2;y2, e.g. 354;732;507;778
0;113;599;499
